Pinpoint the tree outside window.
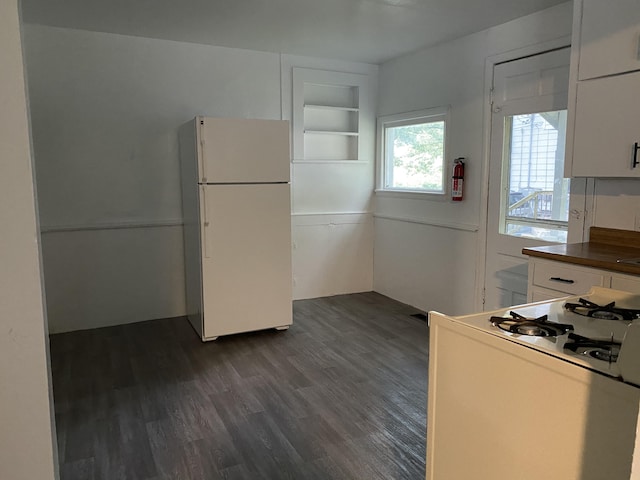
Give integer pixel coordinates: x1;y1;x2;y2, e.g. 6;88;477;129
379;108;448;195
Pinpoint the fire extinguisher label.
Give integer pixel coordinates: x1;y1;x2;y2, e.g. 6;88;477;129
452;179;463;194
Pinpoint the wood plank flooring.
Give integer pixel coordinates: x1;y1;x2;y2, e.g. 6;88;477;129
50;292;429;480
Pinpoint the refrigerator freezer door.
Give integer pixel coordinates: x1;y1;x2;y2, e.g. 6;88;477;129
199;183;292;338
198;117;290;184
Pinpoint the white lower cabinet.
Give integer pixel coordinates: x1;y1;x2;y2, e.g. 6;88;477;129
612;273;640;294
527;258;640;302
530;286;572;303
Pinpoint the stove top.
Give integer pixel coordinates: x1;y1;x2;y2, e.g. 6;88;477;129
449;287;640;385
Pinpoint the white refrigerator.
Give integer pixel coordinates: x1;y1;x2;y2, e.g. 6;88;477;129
179;116;293;341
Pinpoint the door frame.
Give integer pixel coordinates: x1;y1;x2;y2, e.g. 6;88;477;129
474;35;595;311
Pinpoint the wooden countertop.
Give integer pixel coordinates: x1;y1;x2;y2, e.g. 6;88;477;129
522;227;640;276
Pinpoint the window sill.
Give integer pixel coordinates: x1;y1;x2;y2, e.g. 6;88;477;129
375;189;449;201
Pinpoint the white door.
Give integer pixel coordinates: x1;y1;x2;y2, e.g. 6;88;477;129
198;117;290;183
200;183;293;339
484;48;587;310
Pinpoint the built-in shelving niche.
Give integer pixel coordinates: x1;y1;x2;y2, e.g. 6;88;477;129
292;69;369;163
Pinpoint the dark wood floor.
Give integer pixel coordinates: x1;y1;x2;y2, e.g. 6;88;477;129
50;292;429;480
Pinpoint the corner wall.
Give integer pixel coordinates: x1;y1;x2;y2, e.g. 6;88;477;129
374;2;574;315
23;25;377;332
0;2;58;478
23;25;283;333
281;55;378;299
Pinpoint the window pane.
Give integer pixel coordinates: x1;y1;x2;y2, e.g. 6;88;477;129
386;121;444;192
502;111;569;243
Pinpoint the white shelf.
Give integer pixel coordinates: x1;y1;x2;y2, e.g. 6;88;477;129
293;69;369;163
304;104;360;112
304;130;359;136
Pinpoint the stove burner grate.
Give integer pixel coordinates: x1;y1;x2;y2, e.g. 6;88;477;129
563;333;621;364
564;298;640;321
490;311;574;337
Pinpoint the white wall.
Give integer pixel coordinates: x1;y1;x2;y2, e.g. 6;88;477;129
0;3;58;479
374;2;574;315
281;56;378;299
590;179;640;232
23;25;377;332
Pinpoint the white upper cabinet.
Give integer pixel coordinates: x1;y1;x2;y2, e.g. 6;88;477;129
566;0;640;177
572;71;640;177
577;0;640;80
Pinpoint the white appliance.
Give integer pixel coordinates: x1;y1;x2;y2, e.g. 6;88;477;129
179;116;293;341
427;287;640;480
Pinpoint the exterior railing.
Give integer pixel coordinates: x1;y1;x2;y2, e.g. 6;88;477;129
508;190;554;220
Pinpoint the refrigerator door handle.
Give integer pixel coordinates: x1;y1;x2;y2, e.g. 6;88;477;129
201;186;211;258
199;120;207;183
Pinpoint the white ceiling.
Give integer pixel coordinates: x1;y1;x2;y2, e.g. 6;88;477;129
20;0;568;64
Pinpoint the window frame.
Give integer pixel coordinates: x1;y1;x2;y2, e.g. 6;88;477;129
376;106;450;198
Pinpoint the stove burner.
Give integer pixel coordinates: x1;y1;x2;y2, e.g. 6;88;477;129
490;311;574;337
563;333;621;364
564;298;640;321
588;349;618;362
516;324;548;336
591;310;625;321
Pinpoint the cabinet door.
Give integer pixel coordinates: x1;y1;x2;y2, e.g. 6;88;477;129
531;259;608;295
571;71;640;177
611;273;640;294
578;0;640;80
529;286;570;303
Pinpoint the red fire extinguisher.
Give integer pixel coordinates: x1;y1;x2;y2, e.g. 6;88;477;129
452;157;465;202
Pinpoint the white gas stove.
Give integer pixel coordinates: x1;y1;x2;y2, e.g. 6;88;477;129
426;287;640;480
452;286;640;386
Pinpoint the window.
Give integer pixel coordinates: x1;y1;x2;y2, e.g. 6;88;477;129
378;108;448;194
500;110;570;242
